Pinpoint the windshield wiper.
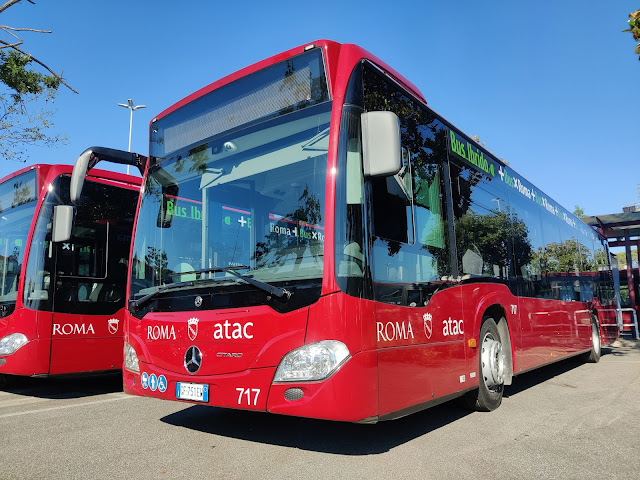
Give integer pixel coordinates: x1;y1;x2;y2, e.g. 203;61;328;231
129;280;197;311
178;265;292;300
130;265;291;311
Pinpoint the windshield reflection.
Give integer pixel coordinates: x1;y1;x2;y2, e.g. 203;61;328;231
130;103;331;304
0;170;37;311
0;204;34;307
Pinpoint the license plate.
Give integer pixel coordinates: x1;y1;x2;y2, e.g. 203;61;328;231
176;382;209;402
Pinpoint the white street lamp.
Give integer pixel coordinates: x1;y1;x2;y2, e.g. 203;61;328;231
117;99;146;174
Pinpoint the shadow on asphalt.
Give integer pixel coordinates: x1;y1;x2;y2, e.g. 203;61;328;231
0;371;122;399
161;400;471;455
161;350;620;454
503;355;587;398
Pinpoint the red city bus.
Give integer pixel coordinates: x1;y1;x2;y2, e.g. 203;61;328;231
80;40;617;422
0;149;144;384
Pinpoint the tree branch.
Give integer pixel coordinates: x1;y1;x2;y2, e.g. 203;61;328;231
0;26;52;34
0;24;23;45
0;0;24;15
0;40;22;49
0;39;78;94
0;25;23;49
0;0;76;93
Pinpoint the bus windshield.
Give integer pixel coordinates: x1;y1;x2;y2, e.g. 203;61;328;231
0;170;37;313
130;49;331;306
22;175;138;315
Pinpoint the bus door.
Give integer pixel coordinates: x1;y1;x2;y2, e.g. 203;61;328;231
360;62;467;414
48;219;121;374
370;151;466;416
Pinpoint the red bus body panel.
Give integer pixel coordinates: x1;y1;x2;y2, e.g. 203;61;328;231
124;283;607;422
123;292;380;422
48;309;126;374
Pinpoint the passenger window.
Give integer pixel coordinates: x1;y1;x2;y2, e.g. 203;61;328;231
450;161;513;282
510;193;544;298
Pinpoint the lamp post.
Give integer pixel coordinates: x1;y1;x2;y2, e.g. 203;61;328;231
117;99;146;174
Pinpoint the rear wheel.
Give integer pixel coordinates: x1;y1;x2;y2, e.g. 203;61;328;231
464;317;505;411
582;318;601;363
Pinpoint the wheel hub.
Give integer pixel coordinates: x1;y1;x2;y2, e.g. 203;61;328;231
481;334;505;389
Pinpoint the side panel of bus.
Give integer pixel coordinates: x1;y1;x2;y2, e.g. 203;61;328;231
376;288;467;417
49;311;123;374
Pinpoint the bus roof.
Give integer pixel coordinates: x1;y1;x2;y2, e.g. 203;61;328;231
0;163;141;189
152;39;426;124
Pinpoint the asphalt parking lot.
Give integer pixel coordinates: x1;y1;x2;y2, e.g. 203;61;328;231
1;339;638;480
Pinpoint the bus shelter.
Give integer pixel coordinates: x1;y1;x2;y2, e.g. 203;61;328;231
583;211;640;336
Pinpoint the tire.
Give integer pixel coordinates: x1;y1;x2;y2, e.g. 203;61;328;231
464;317;505;411
582;318;601;363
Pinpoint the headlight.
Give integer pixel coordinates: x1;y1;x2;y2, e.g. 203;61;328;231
0;333;28;355
123;341;139;373
273;340;350;382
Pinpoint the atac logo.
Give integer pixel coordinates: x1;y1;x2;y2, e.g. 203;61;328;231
423;313;433;339
188;317;199;341
443;317;464;336
108;318;119;335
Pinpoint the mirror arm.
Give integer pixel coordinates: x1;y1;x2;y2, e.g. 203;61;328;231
80;146;147;175
70;146;148;205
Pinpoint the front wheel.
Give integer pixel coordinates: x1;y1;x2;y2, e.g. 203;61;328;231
464;317;505;411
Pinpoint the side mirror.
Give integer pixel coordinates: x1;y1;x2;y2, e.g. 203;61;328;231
52;205;74;243
361;111;402;177
150;166;179;228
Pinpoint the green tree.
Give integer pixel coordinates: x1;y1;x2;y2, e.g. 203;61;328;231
594;248;609;269
0;0;77;162
532;238;592;274
572;205;585;217
455;210;532;276
623;9;640;60
615;249;638;268
144;247;170;281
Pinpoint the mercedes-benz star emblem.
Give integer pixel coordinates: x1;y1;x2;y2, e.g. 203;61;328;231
184;346;202;374
194;296;203;308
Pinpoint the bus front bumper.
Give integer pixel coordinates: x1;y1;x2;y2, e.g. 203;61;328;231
123;350;378;422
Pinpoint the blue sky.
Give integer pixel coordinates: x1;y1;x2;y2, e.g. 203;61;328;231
0;0;638;217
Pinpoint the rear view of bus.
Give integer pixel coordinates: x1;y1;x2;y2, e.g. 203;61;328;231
0;162;140;381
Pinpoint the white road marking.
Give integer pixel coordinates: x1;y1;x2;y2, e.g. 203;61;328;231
0;393;135;420
0;396;51;408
